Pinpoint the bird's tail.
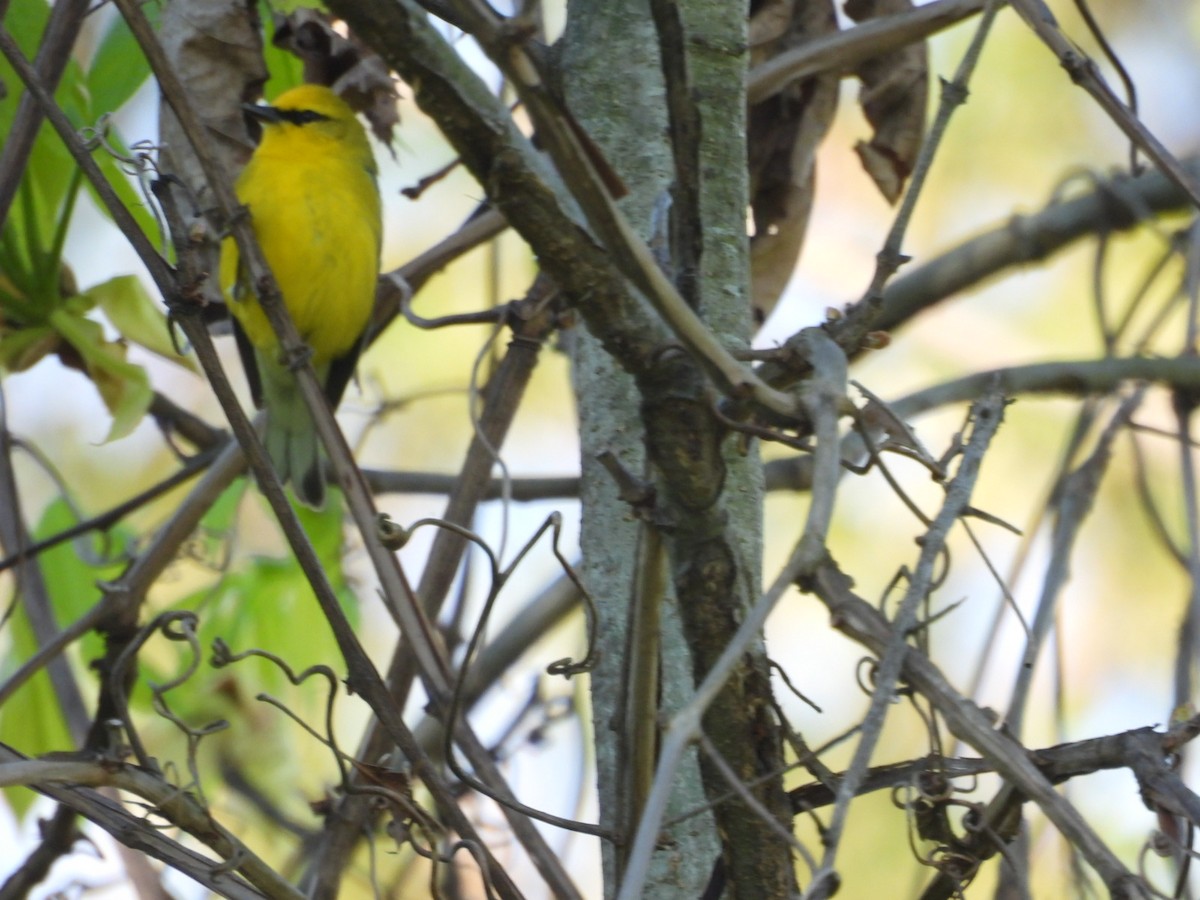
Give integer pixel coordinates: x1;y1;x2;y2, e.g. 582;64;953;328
260;358;325;509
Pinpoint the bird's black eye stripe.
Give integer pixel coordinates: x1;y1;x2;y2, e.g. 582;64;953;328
278;109;330;125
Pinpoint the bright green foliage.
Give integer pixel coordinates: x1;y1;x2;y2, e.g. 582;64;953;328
0;0;178;442
266;0;329;18
85;7;160;116
47;301;153;441
0;498;131;816
84;274;197;374
262;29;305;101
0;672;69;819
123;488;361;816
183;489;356;699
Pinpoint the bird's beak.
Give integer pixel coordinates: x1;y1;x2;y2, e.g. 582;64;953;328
242;103;283;124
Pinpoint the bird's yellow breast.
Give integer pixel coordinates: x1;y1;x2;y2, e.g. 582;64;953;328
221;119;381;364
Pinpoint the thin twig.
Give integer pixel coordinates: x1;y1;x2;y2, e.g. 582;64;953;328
0;0;90;227
891;356;1200;419
808;560;1151;897
0;386;88;742
697;734;818;872
748;0;986;104
876;161;1200;337
0;444;220;574
1009;0;1200;209
0;744;301;899
0;804;79;900
435;0;798;417
863;0;1004;304
806;390;1007;897
1006;390;1144;735
307;283;563;897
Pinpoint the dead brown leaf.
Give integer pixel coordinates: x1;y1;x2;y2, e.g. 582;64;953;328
748;0;840;327
843;0;928;204
273;10;399;148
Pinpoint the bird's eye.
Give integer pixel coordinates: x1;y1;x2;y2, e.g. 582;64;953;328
279;109;330;126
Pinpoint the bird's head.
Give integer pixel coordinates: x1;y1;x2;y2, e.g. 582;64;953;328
242;84;373;164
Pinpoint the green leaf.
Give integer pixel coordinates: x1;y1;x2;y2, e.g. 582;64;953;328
0;2;49;140
84;274;197;373
267;1;329;19
6;68;84;271
36;498;129;658
188;493;355;695
50;308;152;441
0;1;157;296
86;11;155;115
54;55;93;126
0;323;59;372
262;23;306;100
0;4;94;310
194;561;326;697
0;498;130;815
298;490;353;584
0;670;70;817
192;478;246;567
0;229;35;303
0;0;161;326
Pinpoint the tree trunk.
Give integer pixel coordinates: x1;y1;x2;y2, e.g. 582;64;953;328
565;0;796;896
563;2;724;896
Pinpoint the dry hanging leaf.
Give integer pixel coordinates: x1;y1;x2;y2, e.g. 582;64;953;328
749;0;797;47
844;0;928;204
273;10;399;147
748;0;840;327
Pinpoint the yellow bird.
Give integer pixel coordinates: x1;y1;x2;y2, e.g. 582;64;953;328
221;84;382;508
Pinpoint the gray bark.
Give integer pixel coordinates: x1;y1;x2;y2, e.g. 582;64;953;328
562;1;724;896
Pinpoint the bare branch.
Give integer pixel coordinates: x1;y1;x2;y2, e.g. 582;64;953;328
0;0;90;226
748;0;985;104
807;561;1150;897
1009;0;1200;210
